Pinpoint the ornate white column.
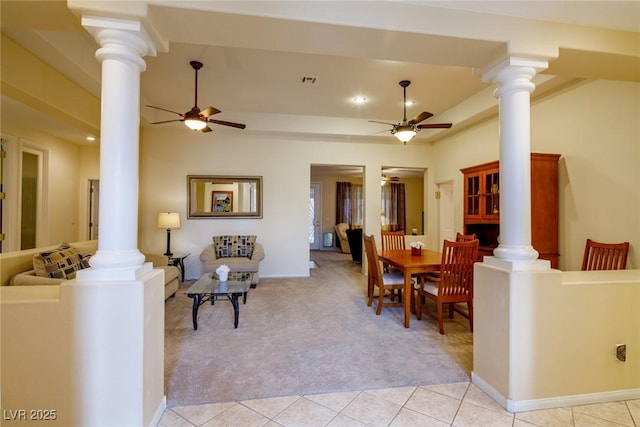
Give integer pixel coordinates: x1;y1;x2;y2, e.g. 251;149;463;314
77;16;157;280
483;57;549;270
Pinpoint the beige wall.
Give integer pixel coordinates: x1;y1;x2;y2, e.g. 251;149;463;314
474;265;640;410
138;130;434;279
430;80;639;271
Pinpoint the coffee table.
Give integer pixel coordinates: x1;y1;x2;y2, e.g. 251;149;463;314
186;272;254;330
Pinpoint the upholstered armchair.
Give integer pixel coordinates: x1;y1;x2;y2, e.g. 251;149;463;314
335;223;351;254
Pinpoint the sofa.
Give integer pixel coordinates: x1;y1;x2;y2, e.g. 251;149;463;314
0;240;180;300
200;235;265;287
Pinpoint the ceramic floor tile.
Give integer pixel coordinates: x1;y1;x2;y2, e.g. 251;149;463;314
452;401;514;427
422;382;470;400
364;386;417;406
273;396;338;427
515;407;574;427
340;390;403;426
304;391;361;413
389;407;451;427
627;399;640;425
325;413;369;427
462;384;512;416
573;411;629;427
513;419;541;427
404;386;462;424
572;401;635;426
157;409;196;427
241;395;301;419
172;401;237;425
201;403;271;427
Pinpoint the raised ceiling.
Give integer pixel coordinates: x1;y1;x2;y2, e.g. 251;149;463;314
1;1;638;145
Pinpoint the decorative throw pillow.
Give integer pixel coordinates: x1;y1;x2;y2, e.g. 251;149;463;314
33;242;87;280
213;235;256;259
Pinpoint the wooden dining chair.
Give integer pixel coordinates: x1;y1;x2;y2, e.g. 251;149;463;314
415;239;478;334
456;232;477;242
423;232;477;281
581;239;630;271
363;234;405;315
381;230;405;250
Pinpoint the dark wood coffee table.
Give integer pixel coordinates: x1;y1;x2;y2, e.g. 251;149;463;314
186;272;254;330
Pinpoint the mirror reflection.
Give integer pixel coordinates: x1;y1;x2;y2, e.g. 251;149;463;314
187;175;262;218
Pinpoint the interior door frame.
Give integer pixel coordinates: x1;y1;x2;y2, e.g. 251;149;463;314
437;180;455;251
309;181;322;250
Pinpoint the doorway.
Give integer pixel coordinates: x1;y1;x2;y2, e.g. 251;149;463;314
88;179;100;240
309;182;322;250
437;181;455;250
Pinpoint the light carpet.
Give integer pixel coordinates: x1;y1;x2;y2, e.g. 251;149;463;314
163;250;472;407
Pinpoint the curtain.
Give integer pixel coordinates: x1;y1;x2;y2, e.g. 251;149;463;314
336;182;363;227
381;182;406;231
336;182;352;225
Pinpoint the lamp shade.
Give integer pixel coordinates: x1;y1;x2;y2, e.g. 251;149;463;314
158;212;181;229
394;126;417;143
184;118;207;131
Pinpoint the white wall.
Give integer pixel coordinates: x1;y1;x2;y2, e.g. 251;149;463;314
431;80;640;271
139;129;435;280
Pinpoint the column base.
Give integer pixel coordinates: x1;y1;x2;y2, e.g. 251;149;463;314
483;256;550;271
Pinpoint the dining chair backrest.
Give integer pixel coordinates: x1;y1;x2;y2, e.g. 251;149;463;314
456;232;477;242
581;239;629;271
438;239;479;298
381;230;405;250
363;234;384;284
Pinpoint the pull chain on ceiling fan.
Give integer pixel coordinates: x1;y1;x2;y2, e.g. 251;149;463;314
369;80;452;144
146;60;246;133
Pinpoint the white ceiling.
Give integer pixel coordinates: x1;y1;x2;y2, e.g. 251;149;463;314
1;1;639;147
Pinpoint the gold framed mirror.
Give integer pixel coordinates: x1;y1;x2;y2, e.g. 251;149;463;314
187;175;263;219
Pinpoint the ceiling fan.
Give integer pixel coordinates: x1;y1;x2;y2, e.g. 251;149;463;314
146;60;246;133
370;80;452;144
381;174;400;186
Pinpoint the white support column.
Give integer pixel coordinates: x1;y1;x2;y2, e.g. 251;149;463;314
76;16;157;281
482;57;550;271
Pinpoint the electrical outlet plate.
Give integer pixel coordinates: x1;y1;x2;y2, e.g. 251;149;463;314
616;344;626;362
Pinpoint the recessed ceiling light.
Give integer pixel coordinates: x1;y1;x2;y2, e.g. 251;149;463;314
86;136;96;141
353;96;367;104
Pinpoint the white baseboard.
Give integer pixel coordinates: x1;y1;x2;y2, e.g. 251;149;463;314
149;395;167;427
471;372;640;413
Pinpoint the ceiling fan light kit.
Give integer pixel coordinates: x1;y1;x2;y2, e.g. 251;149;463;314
369;80;452;144
147;60;246;133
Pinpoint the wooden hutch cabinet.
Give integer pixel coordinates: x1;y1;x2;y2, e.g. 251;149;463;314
460;153;561;268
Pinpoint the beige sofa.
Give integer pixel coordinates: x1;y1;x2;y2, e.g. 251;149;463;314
0;240;179;300
200;235;265;287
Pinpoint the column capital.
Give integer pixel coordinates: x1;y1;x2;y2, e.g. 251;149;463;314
482;57;548;95
82;16;157;70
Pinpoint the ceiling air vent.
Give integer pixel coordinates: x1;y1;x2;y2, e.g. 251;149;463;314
301;76;317;84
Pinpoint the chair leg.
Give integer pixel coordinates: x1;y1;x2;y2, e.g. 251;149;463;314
414;293;423;320
468;300;473;332
376;288;384;315
437;302;445;335
448;303;454;319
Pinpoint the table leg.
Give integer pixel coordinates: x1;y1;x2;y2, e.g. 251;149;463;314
404;270;412;328
230;294;240;328
177;258;186;282
191;295;201;330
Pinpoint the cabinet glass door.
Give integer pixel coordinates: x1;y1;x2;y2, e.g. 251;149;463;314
484;171;499;216
465;175;480;216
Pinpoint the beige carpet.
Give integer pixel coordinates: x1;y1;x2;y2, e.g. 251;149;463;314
163;250;473;407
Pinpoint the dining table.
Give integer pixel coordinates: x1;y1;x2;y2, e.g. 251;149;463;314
378;249;442;328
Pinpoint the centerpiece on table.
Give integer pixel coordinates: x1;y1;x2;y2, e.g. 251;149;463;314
215;264;230;282
410;241;424;256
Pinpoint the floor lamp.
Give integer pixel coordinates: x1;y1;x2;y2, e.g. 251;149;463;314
158;212;180;257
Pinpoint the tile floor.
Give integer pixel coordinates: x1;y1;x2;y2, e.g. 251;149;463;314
158;381;639;426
